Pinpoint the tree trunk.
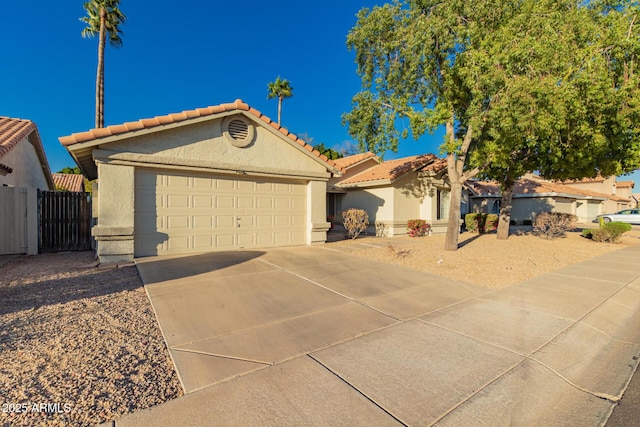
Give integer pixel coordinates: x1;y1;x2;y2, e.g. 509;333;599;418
496;182;514;240
444;180;463;251
96;7;106;128
277;96;283;124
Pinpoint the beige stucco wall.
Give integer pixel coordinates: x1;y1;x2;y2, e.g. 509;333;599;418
0;136;51;190
327;158;379;190
341;186;394;235
92;163;135;263
307;180;330;244
104;114;329;179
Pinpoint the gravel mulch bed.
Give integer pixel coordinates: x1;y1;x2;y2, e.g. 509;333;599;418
0;252;183;427
327;226;640;288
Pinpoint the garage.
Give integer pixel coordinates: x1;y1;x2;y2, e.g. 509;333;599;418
134;169;307;256
60;99;341;263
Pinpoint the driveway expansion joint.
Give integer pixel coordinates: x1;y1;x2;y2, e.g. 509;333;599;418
170;347;272;366
307;353;409;427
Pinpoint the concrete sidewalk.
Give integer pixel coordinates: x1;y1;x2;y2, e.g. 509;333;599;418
112;244;640;426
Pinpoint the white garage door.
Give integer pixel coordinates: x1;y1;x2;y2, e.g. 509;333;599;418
135;169;307;256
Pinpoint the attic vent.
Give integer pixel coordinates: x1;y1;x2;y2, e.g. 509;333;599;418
222;116;255;148
228;119;249;140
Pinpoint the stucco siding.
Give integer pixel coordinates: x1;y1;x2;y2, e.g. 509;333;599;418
105;115;328;178
0;136;50;190
342;186;394;224
511;197;555;221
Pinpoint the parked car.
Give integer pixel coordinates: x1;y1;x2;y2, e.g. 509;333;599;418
596;209;640;224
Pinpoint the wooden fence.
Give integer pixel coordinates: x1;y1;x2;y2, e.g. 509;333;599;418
38;191;92;252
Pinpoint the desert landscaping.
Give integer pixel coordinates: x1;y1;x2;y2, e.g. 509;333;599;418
1;225;639;426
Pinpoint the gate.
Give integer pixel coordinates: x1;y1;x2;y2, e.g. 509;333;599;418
39;191;92;252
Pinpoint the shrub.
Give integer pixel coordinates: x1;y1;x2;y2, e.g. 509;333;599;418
464;213;498;234
407;219;432;237
590;221;632;243
581;228;593;239
342;208;369;239
533;212;577;239
510;219;517;226
523;219;533;226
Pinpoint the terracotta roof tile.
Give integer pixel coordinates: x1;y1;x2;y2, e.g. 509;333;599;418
616;180;635;188
332;152;378;169
562;175;607;184
0;117;36;159
337;154;437;186
0;163;13;175
52;173;85;192
58;99;343;173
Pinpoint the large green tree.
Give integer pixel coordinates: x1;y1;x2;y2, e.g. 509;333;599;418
267;76;294;125
81;0;126;129
313;143;344;160
471;0;640;239
344;0;640;249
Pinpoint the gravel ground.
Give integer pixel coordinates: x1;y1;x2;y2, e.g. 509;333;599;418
0;252;183;427
327;225;640;288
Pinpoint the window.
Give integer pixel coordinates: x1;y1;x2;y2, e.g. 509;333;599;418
491;200;501;214
437;189;449;220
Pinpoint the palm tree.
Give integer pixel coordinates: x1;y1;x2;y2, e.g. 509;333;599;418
81;0;126;129
267;76;294;125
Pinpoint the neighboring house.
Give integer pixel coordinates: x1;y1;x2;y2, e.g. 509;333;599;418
559;176;634;212
52;173;85;192
0;117;54;255
0;117;54;190
60;99;343;263
468;175;631;223
328;153;457;236
633;193;640;208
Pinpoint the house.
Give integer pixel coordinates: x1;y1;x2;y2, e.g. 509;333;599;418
60;100;343;263
0;117;54;255
0;117;54;190
468;175;632;223
327;153;458;236
558;176;635;212
52;173;85;192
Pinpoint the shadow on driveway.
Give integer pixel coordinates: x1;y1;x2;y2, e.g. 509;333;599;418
134;251;267;284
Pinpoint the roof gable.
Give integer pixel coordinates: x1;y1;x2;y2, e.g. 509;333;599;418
60;99;343;180
0;117;54;189
336;154;439;187
332;152;379;169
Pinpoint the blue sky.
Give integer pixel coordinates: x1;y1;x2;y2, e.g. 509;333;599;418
1;1;638;189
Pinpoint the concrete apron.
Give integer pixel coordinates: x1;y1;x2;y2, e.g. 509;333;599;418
118;244;640;426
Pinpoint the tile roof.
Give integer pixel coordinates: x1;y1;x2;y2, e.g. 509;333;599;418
561;175;607;184
471;178;629;202
336;154;438;186
616;180;635;188
332;152;378;169
0;117;54;189
52;173;85;192
59;99;342;173
0;117;36;159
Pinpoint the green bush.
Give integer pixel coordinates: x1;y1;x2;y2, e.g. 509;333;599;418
342;208;369;239
589;221;632;243
533;212;577;239
581;228;593;239
509;219;517;226
464;213;498;233
523;219;533;226
407;219;431;237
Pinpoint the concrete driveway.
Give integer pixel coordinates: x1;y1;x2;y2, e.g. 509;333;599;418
123;244;640;426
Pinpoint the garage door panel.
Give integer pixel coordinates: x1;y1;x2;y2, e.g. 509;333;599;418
167;175;189;187
237;197;254;208
135;169;307;256
257;197;273;209
193;216;213;228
